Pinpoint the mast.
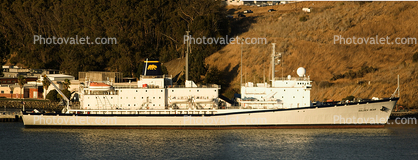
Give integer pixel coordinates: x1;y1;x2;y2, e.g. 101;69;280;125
186;31;190;81
271;43;276;83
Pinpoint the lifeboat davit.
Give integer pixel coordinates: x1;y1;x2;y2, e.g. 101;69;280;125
89;82;113;91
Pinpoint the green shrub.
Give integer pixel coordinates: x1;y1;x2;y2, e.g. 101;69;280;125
46;90;59;102
413;52;418;62
299;16;307;22
342;95;355;101
57;89;71;100
318;81;332;88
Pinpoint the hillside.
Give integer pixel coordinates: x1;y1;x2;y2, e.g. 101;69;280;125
202;1;418;108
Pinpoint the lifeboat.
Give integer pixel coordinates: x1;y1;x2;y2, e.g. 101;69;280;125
88;82;113;91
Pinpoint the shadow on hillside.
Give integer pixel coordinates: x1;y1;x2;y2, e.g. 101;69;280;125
220;63;240;92
227;8;237;15
229;16;257;37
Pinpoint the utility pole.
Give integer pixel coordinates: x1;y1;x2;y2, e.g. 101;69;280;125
186;31;190;81
398;75;400;97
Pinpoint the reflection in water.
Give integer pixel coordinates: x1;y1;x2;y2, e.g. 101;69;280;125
0;123;416;159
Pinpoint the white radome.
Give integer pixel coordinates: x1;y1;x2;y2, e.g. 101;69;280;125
297;67;306;77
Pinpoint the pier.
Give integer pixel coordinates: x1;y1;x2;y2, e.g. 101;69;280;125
0;110;22;122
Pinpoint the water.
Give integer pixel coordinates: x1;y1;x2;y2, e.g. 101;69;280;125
1;122;417;160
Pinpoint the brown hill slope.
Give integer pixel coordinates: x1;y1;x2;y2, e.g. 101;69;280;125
205;1;418;108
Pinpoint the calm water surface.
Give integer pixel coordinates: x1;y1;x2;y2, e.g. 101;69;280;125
1;122;417;159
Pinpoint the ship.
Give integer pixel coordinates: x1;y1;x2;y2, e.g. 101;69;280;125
22;44;399;128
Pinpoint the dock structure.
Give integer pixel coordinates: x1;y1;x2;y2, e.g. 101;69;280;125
0;111;22;122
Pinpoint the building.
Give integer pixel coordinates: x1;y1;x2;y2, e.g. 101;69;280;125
79;71;122;83
2;66;61;78
0;77;38;85
0;84;43;99
220;0;243;6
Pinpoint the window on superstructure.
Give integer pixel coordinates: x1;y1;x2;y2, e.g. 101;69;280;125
145;90;147;92
88;104;90;106
293;96;295;98
197;90;199;92
111;97;113;99
134;97;136;99
141;97;143;99
128;104;130;106
120;97;122;99
153;97;155;99
134;104;136;106
136;90;138;92
161;90;163;92
282;96;284;98
172;90;174;92
159;97;161;99
284;89;286;91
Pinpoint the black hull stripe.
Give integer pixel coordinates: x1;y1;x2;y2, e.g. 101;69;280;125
24;124;386;129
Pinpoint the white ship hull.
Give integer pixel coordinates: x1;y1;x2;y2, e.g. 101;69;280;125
22;98;397;128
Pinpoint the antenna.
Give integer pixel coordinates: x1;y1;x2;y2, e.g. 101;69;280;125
398;75;400;97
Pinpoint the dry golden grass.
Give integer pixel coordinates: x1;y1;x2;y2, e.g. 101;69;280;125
205;1;418;108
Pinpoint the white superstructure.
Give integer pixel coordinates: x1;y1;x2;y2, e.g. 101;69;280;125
80;64;219;111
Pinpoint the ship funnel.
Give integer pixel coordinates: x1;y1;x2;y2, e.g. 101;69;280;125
142;59;163;76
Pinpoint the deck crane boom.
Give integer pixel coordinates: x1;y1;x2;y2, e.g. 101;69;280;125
43;75;70;113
